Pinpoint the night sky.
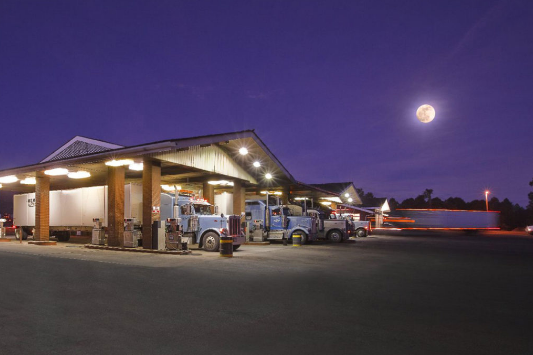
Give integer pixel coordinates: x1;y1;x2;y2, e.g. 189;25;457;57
1;0;532;206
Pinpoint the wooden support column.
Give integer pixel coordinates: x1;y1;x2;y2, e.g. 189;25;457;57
34;171;50;241
233;180;246;216
202;181;214;204
107;166;125;247
282;187;290;205
142;159;161;249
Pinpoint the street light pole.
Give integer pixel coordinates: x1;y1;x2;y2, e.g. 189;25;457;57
485;190;490;211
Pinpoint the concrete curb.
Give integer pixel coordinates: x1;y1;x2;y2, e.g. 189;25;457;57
0;238;11;243
84;244;192;255
29;241;57;246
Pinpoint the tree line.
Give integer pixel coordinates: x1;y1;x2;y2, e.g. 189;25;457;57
356;179;533;230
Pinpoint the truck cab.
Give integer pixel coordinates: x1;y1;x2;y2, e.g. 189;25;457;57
161;193;245;252
245;200;318;243
307;208;349;242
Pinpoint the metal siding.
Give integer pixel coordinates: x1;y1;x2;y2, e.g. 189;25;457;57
152;145;257;183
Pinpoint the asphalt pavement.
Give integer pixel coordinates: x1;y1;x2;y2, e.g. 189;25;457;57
0;231;532;355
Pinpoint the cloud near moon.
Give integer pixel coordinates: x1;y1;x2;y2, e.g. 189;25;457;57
416;104;435;123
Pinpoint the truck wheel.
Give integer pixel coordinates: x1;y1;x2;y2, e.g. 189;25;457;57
356;228;367;238
15;229;28;241
233;245;241;251
328;230;343;243
56;231;71;242
202;232;220;252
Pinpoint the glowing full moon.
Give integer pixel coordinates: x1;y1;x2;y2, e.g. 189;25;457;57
416;104;435;123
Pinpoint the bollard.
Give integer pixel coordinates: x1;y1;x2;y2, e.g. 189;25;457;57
181;242;188;251
292;233;302;247
219;236;233;257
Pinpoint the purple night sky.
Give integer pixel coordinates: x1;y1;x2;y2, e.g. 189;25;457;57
1;0;532;205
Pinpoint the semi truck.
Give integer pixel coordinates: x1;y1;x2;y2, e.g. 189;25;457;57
13;184;142;241
311;209;371;239
245;200;318;243
383;209;500;231
160;192;245;251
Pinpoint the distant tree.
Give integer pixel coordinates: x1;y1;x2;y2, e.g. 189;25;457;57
528;178;533;211
430;197;445;209
399;198;416;209
388;198;399;211
444;197;467;210
414;194;426;208
423;189;434;208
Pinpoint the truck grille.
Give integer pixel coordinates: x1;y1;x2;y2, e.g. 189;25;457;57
228;215;241;236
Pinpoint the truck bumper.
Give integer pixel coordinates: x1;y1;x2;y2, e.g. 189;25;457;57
232;236;245;245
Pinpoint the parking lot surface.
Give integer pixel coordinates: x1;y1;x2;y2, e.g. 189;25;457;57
0;231;532;354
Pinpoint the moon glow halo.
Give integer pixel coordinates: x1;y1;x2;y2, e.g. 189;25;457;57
416;104;436;123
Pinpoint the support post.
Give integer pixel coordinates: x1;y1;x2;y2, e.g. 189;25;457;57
233;180;245;216
107;166;125;247
142;159;161;249
202;181;214;204
34;171;50;241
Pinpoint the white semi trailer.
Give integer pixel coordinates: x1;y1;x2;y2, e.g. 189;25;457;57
13;184;142;241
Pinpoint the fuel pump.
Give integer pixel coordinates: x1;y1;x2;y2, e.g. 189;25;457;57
165;218;183;250
124;218;136;248
0;219;6;239
91;218;105;245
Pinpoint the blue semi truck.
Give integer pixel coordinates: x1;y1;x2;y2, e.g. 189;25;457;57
160;193;245;251
245;199;319;243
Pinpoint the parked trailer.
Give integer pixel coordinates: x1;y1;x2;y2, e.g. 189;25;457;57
13;184;142;241
384;209;500;231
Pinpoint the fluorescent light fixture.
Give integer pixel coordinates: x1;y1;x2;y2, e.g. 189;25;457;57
44;168;69;176
320;201;332;206
320;196;343;203
265;173;272;179
0;184;2;188
20;177;36;185
161;185;181;192
345;193;350;198
253;161;261;167
0;175;18;183
129;162;144;171
294;197;309;200
260;191;282;195
348;198;353;203
239;147;248;155
68;171;91;179
105;159;134;167
208;180;234;186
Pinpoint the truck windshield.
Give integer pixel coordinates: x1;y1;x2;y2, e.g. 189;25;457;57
194;204;212;215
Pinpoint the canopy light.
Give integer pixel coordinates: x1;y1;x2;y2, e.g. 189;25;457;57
320;196;343;203
294;197;310;200
239;147;248;155
208;180;234;186
105;159;134;167
0;175;19;183
253;161;261;167
20;177;36;185
320;201;332;206
345;193;350;198
161;185;181;192
0;184;2;188
68;171;91;179
348;198;353;203
260;191;282;195
44;168;69;176
265;173;272;179
129;163;144;171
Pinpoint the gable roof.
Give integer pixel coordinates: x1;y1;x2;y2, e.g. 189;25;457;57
41;136;124;163
309;182;353;194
